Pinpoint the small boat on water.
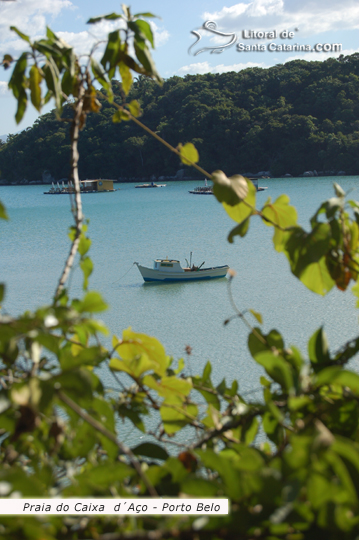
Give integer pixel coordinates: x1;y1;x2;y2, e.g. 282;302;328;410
44;179;117;194
247;178;268;192
135;256;229;282
189;179;213;195
135;182;166;188
189;186;213;195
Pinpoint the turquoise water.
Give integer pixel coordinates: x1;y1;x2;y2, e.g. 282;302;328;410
1;177;359;399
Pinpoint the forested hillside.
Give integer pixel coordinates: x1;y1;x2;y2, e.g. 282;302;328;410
1;53;359;183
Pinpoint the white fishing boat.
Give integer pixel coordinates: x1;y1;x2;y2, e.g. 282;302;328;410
134;257;229;282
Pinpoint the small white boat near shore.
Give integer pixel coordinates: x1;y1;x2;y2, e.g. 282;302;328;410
134;258;229;282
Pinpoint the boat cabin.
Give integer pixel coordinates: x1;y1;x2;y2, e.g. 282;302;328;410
153;259;184;273
82;179;115;192
67;180;115;192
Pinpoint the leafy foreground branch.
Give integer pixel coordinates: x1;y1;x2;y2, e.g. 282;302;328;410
3;5;359;540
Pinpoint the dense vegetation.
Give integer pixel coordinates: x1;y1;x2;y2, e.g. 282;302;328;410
1;53;359;183
4;10;359;540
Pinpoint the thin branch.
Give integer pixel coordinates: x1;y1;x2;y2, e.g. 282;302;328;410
54;80;85;299
57;390;158;496
226;276;267;345
190;409;262;450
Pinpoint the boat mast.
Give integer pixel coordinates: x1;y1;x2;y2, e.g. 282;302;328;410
189;251;192;268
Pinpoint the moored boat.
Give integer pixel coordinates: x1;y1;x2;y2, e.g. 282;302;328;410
135;182;166;188
247;178;268;192
134;258;229;282
44;179;117;194
189;179;213;195
188;186;213;195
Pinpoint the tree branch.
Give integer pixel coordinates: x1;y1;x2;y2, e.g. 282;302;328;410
57;389;158;497
54;81;85;299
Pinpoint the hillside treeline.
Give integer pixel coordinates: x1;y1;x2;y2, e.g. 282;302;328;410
0;53;359;182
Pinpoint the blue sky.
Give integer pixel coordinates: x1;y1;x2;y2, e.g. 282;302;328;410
0;0;358;135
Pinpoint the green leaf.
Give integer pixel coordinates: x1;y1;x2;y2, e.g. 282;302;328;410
70;462;134;493
260;375;271;387
15;88;27;124
195;449;242;500
127;99;141;117
91;58;113;102
202;361;212;382
8;52;27;99
80;257;93;290
119;61;133;95
300;256;334;296
46;26;59;42
144;375;192;400
100;30;121;80
284;224;335;295
178;142;199;166
61;69;75;96
249;309;262;324
75;291;108;313
78;235;91;256
222;177;257;233
254;351;294;392
113;109;130;123
10;26;31;43
59;345;105;371
55;371;94;408
248;328;284;358
110;354;159;379
243;417;259;444
316;367;359;396
288;396;312;411
181;477;219;497
43;56;62;112
133;41;161;82
194;383;220;410
227;217;250;242
0;284;5;303
174;357;185;374
132;20;155;48
308;327;330;370
212;170;249;206
261;194;298;251
113;328;170;376
160;398;198;434
0;201;9;220
133;12;158;18
228;445;265;471
8;53;28;124
87;13;123;24
132;443;169;461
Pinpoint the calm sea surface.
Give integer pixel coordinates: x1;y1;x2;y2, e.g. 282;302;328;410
1;177;359;401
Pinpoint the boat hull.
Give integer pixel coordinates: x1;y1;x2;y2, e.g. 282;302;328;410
188;190;213;195
136;264;229;282
44;190;116;194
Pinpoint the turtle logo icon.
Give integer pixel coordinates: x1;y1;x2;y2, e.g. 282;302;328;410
188;21;237;56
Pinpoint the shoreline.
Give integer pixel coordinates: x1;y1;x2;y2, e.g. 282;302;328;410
0;172;356;187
